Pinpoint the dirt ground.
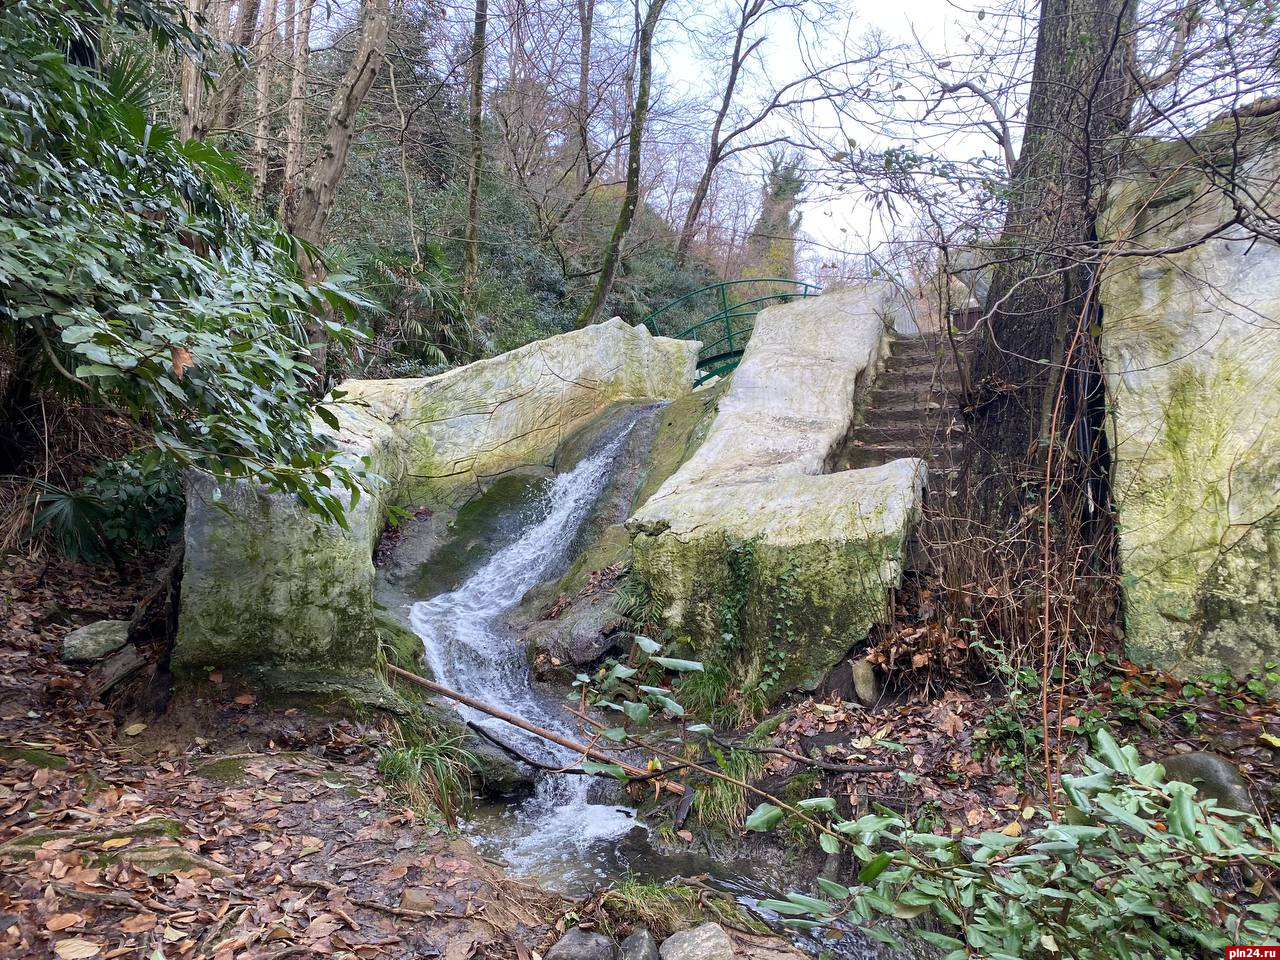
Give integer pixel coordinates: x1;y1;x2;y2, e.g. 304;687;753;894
0;555;564;960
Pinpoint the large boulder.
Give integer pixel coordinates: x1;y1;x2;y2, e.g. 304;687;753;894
628;284;926;697
1098;112;1280;676
176;319;698;685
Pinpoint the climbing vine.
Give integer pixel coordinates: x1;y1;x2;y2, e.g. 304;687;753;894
759;559;799;701
717;536;758;661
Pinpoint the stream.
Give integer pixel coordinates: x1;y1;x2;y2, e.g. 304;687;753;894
405;412;891;958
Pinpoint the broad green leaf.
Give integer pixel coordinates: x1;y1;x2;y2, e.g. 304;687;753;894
744;802;783;832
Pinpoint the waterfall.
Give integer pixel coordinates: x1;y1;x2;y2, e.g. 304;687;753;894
409;422;641;884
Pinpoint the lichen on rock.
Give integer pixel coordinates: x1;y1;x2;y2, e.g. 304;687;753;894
627;285;927;699
1098;113;1280;676
176;319;698;690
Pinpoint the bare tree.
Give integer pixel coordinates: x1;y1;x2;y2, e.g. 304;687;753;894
249;0;278;204
462;0;489;309
576;0;667;327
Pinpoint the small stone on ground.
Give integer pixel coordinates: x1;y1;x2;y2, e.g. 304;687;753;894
547;926;618;960
61;619;129;662
659;922;735;960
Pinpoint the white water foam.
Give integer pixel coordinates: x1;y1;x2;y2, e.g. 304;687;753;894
409;426;642;885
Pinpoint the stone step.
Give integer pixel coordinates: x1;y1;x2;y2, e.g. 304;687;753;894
850;423;947;445
838;443;961;470
868;398;949;417
882;357;960;378
867;383;960;406
888;339;949;360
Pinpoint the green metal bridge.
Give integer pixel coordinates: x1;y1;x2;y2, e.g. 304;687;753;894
641;277;821;385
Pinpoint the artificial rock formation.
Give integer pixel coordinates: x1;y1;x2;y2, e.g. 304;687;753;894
177;319;698;684
1099;114;1280;676
628;284;927;695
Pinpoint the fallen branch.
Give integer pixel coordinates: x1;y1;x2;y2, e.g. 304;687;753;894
718;741;899;775
384;664;682;793
290;877;470;920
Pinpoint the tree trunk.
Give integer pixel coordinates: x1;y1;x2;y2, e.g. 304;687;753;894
966;0;1136;509
250;0;278;204
576;0;666;328
281;0;390;380
210;0;263;133
674;0;759;267
278;0;315;224
574;0;595;184
461;0;489;311
178;0;208;139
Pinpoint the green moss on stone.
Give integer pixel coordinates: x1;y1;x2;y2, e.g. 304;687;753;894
0;746;68;769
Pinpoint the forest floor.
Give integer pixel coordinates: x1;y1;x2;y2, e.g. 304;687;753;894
6;551;1280;960
0;554;564;960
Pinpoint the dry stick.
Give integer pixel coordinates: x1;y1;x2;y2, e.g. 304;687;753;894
384;664;682;794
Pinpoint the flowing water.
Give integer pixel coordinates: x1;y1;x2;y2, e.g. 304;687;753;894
409;424;646;889
407;414;890;957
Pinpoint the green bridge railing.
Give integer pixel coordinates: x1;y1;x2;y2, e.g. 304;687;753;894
641;278;822;385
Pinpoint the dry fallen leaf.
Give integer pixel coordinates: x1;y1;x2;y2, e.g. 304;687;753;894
1000;820;1023;837
101;837;132;850
121;723;147;737
234;692;256;706
170;345;194;381
46;913;83;931
54;939;102;960
117;913;157;934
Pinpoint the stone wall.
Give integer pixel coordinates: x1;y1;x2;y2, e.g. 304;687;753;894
627;283;927;695
1099;114;1280;676
176;319;699;686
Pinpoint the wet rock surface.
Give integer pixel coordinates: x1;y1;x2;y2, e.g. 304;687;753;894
176;319;697;690
658;922;735;960
547;926;618;960
1162;750;1255;813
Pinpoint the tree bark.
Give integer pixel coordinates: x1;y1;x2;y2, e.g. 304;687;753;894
249;0;277;205
461;0;489;311
210;0;263;134
280;0;390;380
178;0;208;139
277;0;315;224
576;0;666;328
966;0;1136;507
574;0;595;184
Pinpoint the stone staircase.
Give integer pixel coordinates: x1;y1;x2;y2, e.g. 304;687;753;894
831;335;966;478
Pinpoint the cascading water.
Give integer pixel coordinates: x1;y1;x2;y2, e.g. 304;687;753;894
409;423;642;889
405;412;891;957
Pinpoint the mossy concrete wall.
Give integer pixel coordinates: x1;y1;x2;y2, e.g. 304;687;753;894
1098;113;1280;677
627;284;927;696
176;319;699;685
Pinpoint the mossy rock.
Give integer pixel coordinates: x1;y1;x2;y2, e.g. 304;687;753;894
0;818;184;860
0;746;68;770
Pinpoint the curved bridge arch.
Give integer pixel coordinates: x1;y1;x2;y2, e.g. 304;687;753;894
642;278;821;385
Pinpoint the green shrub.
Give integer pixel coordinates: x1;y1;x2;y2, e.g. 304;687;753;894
748;730;1280;957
